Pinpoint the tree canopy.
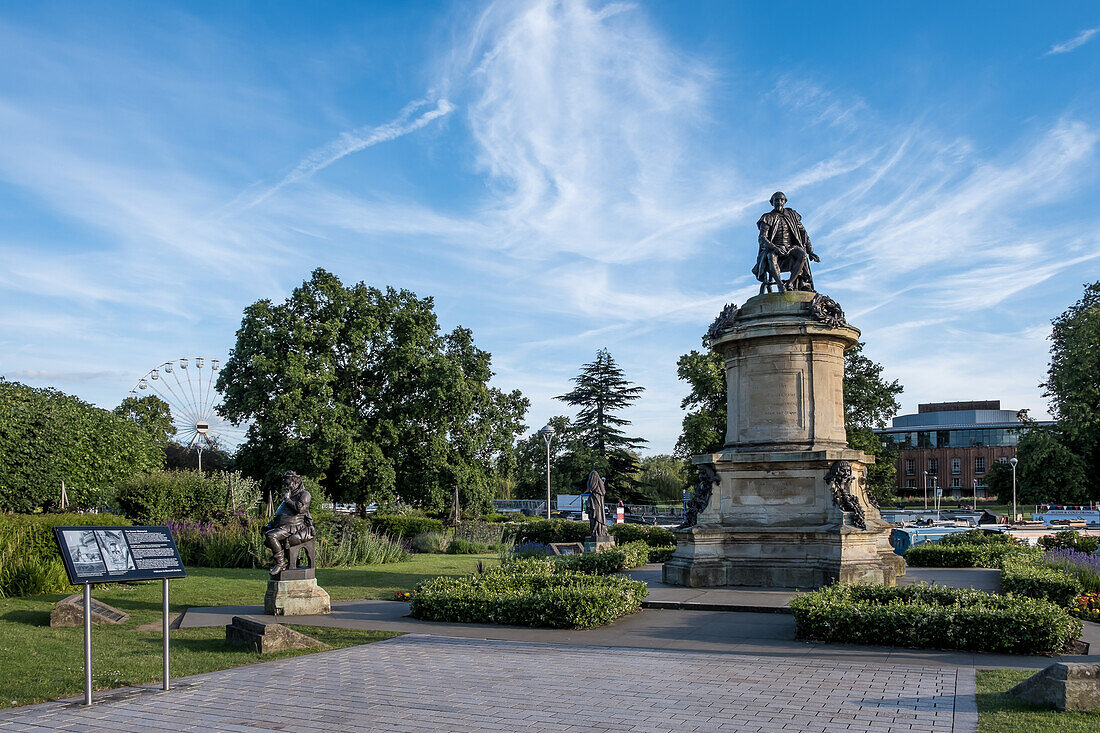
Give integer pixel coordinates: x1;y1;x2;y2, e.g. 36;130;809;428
216;268;528;513
674;349;725;458
113;394;176;446
1039;280;1100;499
0;379;164;512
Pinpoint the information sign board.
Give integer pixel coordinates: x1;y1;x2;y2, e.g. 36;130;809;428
53;526;186;585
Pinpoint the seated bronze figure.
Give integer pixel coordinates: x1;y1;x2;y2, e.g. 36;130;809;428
752;192;820;293
263;470;316;576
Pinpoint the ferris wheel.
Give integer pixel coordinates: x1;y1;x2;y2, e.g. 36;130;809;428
128;356;249;453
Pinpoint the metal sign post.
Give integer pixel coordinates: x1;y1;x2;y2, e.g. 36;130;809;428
163;578;170;691
53;525;186;706
83;583;92;706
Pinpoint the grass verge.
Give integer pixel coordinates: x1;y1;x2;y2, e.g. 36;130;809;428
977;669;1100;732
0;553;497;708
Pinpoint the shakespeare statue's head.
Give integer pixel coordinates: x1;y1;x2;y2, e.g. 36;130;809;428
770;191;787;209
282;470;304;491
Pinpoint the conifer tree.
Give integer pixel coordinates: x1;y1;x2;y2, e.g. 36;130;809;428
556;349;646;497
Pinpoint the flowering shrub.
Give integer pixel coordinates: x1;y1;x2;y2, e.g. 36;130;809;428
1043;548;1100;593
169;519;266;568
512;541;552;559
394;591;417;601
1070;592;1100;622
169;514;408;568
790;583;1081;655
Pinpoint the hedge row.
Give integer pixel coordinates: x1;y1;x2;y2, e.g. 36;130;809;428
555;541;651;575
510;519;675;547
0;512;130;565
1000;554;1084;608
790;583;1081;655
410;562;648;628
368;514;444;538
902;542;1035;568
0;513;129;597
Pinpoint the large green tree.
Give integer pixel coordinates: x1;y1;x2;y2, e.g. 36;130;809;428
674;341;903;503
0;379;163;512
217;269;528;514
1015;424;1089;505
113;394;176;446
674;349;725;458
634;454;692;504
556;348;646;497
843;342;904;504
1040;280;1100;499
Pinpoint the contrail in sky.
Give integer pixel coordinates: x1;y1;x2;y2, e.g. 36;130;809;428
240;97;455;211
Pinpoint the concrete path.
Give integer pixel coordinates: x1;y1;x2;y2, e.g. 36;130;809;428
627;566;1003;612
180;596;1100;670
0;635;976;733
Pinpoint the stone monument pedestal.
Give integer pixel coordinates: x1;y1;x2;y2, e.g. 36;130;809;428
664;291;904;589
264;570;331;616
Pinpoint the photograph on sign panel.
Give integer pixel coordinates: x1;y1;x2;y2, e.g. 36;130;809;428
95;529;136;572
62;530;107;578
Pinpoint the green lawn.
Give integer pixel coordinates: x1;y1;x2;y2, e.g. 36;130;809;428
977;669;1100;732
0;553;497;709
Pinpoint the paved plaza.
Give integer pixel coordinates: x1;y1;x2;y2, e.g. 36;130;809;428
2;635;975;732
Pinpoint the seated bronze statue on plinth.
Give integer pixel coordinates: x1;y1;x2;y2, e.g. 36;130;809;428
752;191;820;294
263;470;316;576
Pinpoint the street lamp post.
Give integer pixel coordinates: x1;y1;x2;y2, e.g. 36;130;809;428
973;478;979;516
1010;457;1018;524
923;470;929;512
933;475;940;521
539;424;555;520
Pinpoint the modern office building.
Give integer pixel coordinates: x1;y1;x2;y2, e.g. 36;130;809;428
874;400;1053;499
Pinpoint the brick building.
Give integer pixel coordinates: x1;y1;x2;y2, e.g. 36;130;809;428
873;400;1052;500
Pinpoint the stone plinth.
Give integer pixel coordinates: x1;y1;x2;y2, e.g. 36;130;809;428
583;540;616;554
225;615;329;653
664;291;904;589
264;576;331;616
1011;663;1100;711
50;593;130;627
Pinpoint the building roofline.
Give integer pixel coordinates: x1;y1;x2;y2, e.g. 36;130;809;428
874;421;1054;434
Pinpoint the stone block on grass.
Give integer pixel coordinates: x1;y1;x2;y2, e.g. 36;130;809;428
225;616;330;654
1010;662;1100;711
50;593;129;627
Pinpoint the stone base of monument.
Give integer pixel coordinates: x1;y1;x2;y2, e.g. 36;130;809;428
1010;663;1100;711
225;615;329;653
583;539;616;554
663;291;906;589
664;451;904;589
264;575;331;616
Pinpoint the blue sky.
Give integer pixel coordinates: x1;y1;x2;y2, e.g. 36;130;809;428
2;1;1099;453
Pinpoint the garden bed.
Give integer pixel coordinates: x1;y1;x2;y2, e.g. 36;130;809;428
790;583;1081;655
410;562;647;628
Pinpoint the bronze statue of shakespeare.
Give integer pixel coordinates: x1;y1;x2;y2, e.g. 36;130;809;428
752;192;820;293
262;471;316;575
585;471;612;543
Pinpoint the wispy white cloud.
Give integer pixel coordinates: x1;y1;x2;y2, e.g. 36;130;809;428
236;98;456;211
1046;27;1100;55
3;369;128;383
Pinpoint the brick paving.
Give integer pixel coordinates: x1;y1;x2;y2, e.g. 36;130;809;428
0;635;975;732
